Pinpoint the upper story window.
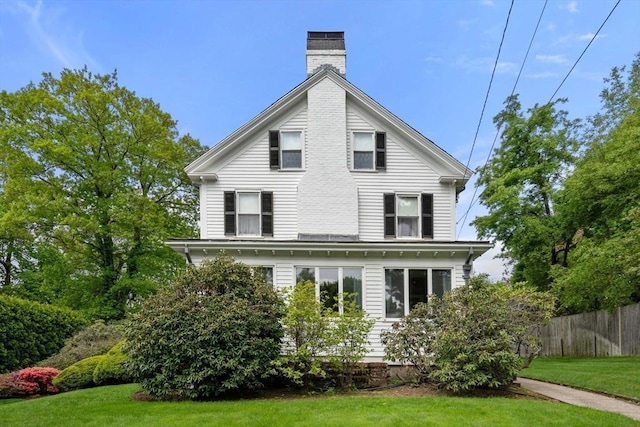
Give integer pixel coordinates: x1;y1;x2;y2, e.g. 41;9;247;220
384;193;433;239
352;131;386;171
270;130;303;169
224;191;273;237
385;268;451;318
295;266;363;313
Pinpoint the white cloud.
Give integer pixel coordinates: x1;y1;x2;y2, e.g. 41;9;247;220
480;0;495;6
560;1;578;13
523;71;558;79
536;54;568;64
13;0;100;70
424;56;442;63
578;32;605;41
472;243;510;282
455;56;516;74
545;23;557;32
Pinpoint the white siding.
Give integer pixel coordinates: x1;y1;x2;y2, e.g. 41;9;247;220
201;105;308;240
346;104;456;240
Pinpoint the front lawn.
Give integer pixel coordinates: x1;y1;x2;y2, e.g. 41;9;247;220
0;384;636;426
521;357;640;400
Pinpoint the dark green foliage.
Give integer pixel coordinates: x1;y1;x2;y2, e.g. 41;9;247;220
93;340;130;386
124;255;285;399
382;276;554;392
52;355;104;392
39;320;124;370
0;295;87;373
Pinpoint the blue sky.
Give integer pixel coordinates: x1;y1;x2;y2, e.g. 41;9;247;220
1;0;639;279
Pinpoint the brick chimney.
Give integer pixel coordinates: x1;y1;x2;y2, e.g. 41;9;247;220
306;31;346;77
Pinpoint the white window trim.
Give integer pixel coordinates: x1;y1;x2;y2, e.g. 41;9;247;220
351;130;376;171
236;190;262;237
396;193;421;239
384;267;452;319
279;130;305;170
295;266;365;313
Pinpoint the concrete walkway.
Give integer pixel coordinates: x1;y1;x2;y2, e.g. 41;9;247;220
517;377;640;421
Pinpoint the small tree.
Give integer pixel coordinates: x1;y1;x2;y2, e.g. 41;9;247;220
124;255;284;399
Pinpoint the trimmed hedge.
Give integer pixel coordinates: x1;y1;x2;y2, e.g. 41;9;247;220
0;296;88;373
52;355;104;392
93;340;130;385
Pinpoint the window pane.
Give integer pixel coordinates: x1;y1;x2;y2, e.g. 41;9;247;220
432;269;452;298
343;267;363;308
354;152;373;169
281;132;301;149
398;217;418;237
238;214;259;235
397;196;418;216
353;132;374;151
296;267;315;284
282;151;302;168
238;193;259;214
408;269;428;310
320;268;339;312
254;266;273;285
385;269;405;318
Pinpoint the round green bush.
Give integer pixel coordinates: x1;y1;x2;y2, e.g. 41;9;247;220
52;355;104;391
93;340;130;385
124;255;285;399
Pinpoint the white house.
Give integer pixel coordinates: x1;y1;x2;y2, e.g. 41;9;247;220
168;32;492;361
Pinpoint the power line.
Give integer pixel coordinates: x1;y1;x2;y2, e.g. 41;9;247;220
460;0;514;191
547;0;622;103
457;0;548;239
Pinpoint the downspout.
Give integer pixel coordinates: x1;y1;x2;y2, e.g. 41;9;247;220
184;244;193;265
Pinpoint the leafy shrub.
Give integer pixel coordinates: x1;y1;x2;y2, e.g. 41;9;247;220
274;281;374;390
124;255;285;399
0;373;23;398
382;276;554;392
39;320;124;370
52;355;104;392
93;340;130;385
14;367;60;395
0;295;88;372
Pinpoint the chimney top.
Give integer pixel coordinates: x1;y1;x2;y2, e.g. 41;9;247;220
306;31;346;77
307;31;345;50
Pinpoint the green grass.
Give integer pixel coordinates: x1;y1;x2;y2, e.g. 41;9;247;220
521;357;640;400
0;384;636;427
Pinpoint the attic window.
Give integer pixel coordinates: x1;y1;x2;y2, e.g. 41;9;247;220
352;132;386;171
269;130;303;169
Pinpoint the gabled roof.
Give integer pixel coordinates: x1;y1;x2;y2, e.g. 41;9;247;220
186;68;473;190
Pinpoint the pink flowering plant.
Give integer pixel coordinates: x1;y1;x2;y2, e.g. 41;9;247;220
13;367;61;395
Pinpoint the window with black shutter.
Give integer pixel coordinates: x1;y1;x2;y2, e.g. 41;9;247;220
384;193;395;237
224;191;236;235
376;132;386;170
261;192;273;236
269;131;280;169
421;193;434;238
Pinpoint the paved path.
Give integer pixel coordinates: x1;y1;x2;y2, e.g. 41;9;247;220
517;377;640;422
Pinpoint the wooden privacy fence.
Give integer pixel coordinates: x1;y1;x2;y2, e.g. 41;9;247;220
537;303;640;357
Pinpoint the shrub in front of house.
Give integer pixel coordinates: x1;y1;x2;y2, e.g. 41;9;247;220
0;367;61;398
52;355;104;392
382;275;554;392
39;320;124;370
93;340;130;386
124;255;285;399
0;295;88;373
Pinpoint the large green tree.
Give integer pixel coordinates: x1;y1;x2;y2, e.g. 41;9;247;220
472;95;581;289
552;54;640;313
0;68;205;318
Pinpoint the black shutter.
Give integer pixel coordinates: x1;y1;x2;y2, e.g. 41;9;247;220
421;193;433;238
376;132;386;170
384;193;395;237
269;131;280;169
224;191;236;236
261;192;273;236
